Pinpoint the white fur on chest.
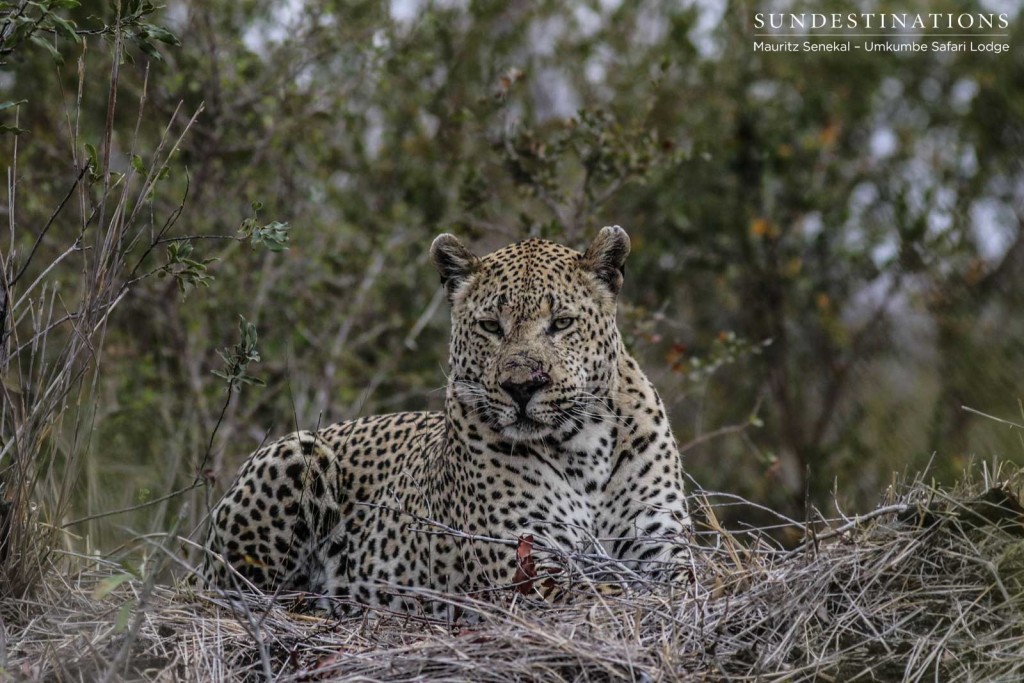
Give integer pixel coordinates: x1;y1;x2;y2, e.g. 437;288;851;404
563;418;614;456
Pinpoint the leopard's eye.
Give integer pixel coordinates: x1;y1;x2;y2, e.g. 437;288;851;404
478;319;503;336
551;317;575;332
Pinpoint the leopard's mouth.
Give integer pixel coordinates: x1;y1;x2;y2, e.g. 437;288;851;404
514;414;545;429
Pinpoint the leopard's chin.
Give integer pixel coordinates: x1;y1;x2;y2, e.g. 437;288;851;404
500;416;554;442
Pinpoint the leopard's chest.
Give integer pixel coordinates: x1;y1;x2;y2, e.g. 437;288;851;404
445;420;615;540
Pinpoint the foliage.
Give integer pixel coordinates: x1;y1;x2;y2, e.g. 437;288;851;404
161;239;217;295
238;202;290;253
0;0;178;68
212;316;264;390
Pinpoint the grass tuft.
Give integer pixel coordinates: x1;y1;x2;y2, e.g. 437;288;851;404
4;464;1023;681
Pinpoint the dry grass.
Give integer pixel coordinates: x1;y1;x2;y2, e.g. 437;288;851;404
3;464;1023;682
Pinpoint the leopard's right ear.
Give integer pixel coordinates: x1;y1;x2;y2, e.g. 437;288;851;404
430;233;481;301
582;225;630;295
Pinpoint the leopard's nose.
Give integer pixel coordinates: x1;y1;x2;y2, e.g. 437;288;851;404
500;374;551;411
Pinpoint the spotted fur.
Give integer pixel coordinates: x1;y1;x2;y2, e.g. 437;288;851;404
203;226;691;613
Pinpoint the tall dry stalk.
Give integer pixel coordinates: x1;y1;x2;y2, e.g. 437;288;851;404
0;27;202;597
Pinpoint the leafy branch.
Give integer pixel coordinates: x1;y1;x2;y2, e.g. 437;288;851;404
667;332;773;385
238;201;291;253
158;240;217;297
212;316;265;391
141;200;290;301
0;0;179;65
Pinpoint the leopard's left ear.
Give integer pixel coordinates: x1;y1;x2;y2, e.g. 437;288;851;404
431;233;481;301
583;225;630;295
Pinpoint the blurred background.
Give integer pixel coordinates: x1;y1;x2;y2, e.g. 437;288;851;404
2;0;1022;563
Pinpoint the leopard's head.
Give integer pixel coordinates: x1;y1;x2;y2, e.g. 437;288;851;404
431;226;630;443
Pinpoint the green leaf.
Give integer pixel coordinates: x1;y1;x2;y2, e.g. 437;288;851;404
241;318;258;348
83;142;101;178
130;154;146;175
252;221;290;252
50;15;81;43
91;573;134;601
0;100;27;112
29;33;63;65
0;125;25;135
137;38;163;62
142;23;180;46
114;602;133;633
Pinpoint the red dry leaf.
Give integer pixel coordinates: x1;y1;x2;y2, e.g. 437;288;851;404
512;534;537;595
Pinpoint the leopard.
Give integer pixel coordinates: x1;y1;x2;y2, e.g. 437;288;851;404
201;226;691;615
